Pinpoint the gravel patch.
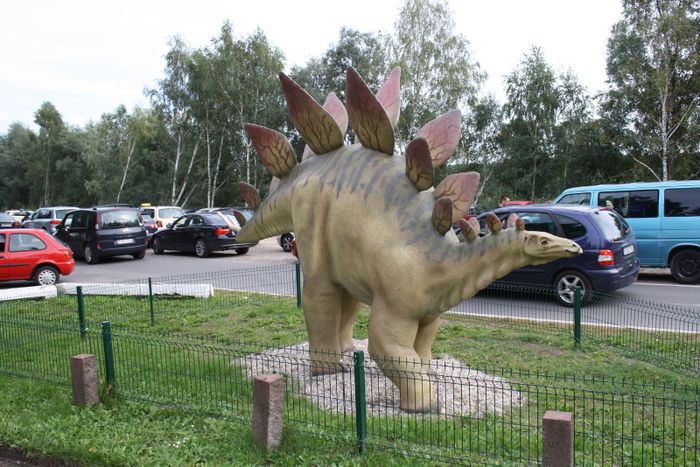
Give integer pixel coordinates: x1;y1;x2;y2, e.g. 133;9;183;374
239;339;522;417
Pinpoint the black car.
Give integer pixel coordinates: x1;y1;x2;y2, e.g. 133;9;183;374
55;207;148;264
151;213;256;257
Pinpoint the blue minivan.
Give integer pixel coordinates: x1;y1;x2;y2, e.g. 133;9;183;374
553;181;700;284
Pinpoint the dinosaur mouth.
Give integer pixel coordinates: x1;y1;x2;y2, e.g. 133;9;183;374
565;244;583;255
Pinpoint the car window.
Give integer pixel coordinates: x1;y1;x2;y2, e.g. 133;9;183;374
214;213;241;230
63;212;74;228
598;190;658;218
36;209;50;220
159;208;185;218
189;215;204;227
556;193;591;205
0;213;14;222
99;210;141;228
171;216;187;228
9;233;47;252
0;233;5;252
141;208;155;218
73;211;89;228
516;212;558;234
592;210;629;242
55;209;73;220
664;188;700;217
554;214;587;239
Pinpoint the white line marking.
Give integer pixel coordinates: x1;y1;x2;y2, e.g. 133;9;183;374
635;281;700;288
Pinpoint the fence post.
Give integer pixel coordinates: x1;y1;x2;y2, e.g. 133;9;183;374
574;287;582;347
76;286;87;338
353;351;367;454
101;321;116;389
148;277;155;326
294;262;302;309
542;410;574;466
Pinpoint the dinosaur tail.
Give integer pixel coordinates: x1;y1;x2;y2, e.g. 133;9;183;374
236;181;294;243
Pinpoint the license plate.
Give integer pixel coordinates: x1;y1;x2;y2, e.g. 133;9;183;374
115;238;134;245
623;245;634;256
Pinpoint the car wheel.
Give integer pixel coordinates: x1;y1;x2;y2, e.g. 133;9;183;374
235;247;249;255
194;238;210;258
670;249;700;284
84;245;99;265
554;270;591;307
152;237;164;255
33;265;59;286
132;249;146;260
280;233;294;252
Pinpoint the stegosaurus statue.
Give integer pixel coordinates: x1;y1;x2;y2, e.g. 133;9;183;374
236;68;582;412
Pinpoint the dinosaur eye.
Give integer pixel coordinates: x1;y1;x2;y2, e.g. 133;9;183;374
541;238;549;246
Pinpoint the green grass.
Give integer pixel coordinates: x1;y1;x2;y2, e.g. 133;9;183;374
0;293;697;465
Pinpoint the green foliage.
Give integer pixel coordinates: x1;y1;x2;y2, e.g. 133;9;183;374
603;0;700;181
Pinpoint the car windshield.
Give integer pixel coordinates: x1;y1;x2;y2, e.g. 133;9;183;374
100;210;141;229
0;214;14;222
593;210;630;242
159;208;184;218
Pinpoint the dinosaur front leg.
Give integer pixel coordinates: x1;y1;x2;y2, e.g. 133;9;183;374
339;288;361;353
302;282;344;375
367;303;436;413
414;313;441;363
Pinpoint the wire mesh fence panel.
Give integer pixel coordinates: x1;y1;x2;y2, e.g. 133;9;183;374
0;315;697;465
0;318;102;386
356;355;699;465
0;295;78;327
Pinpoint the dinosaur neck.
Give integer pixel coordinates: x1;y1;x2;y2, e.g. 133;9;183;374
437;231;528;308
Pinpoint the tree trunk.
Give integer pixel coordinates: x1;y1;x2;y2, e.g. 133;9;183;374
116;136;137;203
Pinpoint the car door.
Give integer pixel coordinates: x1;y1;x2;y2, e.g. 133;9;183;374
163;216;189;250
25;209;49;230
55;212;76;254
598;190;661;266
68;211;90;253
5;232;47;280
0;234;8;279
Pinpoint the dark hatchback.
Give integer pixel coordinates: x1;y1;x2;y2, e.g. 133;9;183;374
55;207;148;264
474;205;640;306
151;213;257;258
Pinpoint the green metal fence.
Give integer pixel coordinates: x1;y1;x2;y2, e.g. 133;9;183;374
0;315;696;465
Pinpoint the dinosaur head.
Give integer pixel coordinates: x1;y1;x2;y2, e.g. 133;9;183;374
522;231;582;264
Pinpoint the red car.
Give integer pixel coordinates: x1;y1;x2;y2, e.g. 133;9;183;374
0;229;74;285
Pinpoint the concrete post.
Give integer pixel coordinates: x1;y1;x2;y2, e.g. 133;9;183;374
70;354;99;406
542;410;574;467
252;374;284;450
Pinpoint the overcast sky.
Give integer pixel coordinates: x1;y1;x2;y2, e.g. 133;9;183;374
0;0;622;133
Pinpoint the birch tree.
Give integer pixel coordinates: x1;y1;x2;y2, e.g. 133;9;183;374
605;0;700;180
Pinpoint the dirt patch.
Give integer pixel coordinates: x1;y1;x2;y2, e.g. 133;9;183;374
0;446;79;467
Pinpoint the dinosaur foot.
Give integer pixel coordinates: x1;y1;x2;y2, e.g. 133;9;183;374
400;401;441;414
310;362;348;376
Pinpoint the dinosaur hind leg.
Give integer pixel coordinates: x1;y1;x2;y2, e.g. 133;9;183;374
339;289;361;353
367;301;437;413
302;281;344;375
414;314;441;363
